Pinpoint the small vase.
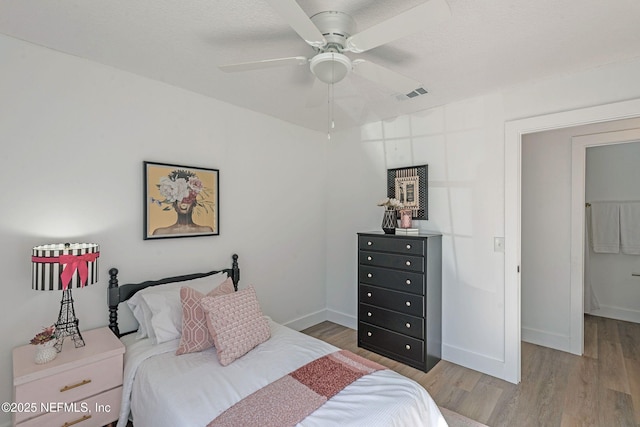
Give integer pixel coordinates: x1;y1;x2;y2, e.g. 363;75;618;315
382;209;397;234
35;341;57;364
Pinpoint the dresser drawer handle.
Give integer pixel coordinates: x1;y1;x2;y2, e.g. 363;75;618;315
405;344;411;350
406;244;411;249
406;279;411;285
367;312;372;317
367;292;372;297
405;301;411;307
62;414;92;427
367;331;372;337
367;256;372;261
406;323;411;328
367;241;373;246
367;273;372;278
406;261;411;266
60;379;91;393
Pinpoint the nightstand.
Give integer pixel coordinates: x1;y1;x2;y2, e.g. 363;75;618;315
12;327;125;427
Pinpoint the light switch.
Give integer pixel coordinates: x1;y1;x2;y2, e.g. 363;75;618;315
494;237;505;252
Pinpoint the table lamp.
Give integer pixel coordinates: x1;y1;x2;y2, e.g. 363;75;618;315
31;243;100;352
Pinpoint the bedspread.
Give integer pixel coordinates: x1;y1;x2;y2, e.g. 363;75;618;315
117;319;447;427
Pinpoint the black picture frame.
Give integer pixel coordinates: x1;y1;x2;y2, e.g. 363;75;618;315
387;165;428;220
143;161;219;240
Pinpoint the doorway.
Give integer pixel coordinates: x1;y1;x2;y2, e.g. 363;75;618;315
503;98;640;384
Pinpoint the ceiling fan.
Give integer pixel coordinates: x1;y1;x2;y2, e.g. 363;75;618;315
219;0;451;103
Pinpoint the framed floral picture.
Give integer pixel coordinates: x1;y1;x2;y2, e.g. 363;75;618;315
143;161;219;239
387;165;428;220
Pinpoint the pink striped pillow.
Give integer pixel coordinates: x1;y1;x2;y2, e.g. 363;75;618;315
200;286;271;366
175;277;235;355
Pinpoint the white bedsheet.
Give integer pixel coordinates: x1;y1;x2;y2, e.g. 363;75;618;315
117;320;446;427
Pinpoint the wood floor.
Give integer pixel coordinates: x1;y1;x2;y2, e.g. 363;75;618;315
301;315;640;427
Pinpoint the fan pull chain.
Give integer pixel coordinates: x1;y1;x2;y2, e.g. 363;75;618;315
327;54;335;140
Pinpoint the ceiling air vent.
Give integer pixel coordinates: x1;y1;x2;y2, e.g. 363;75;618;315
396;87;428;101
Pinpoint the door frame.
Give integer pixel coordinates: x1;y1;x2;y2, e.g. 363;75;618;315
571;128;640;333
504;98;640;384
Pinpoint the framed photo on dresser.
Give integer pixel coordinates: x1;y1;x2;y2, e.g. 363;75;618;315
387;165;428;220
143;161;219;239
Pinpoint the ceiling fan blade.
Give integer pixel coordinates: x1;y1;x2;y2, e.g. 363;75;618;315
219;56;308;72
306;78;328;107
352;59;422;95
264;0;326;48
345;0;451;53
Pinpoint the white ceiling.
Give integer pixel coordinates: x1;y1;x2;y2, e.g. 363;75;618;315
2;0;640;132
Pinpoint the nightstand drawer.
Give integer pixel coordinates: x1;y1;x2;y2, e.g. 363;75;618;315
358;322;424;365
14;355;122;423
18;385;122;427
358;235;424;255
359;284;424;317
359;266;425;295
359;303;424;339
359;251;424;273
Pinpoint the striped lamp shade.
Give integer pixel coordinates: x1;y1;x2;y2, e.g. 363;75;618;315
32;243;100;291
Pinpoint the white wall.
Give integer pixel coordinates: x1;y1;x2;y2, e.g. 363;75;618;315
0;34;327;426
327;56;640;381
586;141;640;322
521;119;640;351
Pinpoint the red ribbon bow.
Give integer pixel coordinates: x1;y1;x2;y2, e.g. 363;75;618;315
32;252;100;290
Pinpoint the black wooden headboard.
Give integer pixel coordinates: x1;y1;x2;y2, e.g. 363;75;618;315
107;254;239;337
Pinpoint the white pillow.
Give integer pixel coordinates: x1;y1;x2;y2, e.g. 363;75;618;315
127;272;230;343
127;294;153;339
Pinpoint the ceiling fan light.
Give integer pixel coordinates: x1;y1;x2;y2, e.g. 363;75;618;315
310;52;352;84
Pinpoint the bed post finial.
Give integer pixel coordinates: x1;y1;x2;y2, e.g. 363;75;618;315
231;253;239;291
108;268;121;337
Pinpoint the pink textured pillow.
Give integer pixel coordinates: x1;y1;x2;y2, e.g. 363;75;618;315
175;277;235;355
200;286;271;366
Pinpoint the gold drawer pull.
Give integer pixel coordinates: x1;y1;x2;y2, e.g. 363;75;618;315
405;344;411;350
367;256;372;261
405;301;411;307
367;241;372;246
406;261;411;266
406;323;411;328
406;279;411;285
60;379;91;392
406;244;411;249
367;331;372;337
367;273;372;278
367;292;372;297
62;414;92;427
367;312;372;317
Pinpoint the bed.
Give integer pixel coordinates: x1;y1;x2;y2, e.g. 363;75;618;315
107;254;447;427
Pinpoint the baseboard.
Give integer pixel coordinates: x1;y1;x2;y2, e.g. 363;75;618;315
326;309;357;330
282;309;328;331
521;326;573;353
587;305;640;324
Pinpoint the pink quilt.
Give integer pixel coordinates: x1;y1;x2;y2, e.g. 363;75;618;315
208;350;386;427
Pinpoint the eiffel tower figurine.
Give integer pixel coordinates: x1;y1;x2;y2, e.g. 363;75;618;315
53;289;85;352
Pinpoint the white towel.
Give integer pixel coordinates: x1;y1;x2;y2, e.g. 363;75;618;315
590;202;620;253
620;202;640;255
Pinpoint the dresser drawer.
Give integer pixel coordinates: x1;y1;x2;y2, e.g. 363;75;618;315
358;322;424;364
18;385;122;427
358;235;424;255
359;265;424;295
14;355;122;423
359;284;424;317
359;303;424;339
359;251;424;273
